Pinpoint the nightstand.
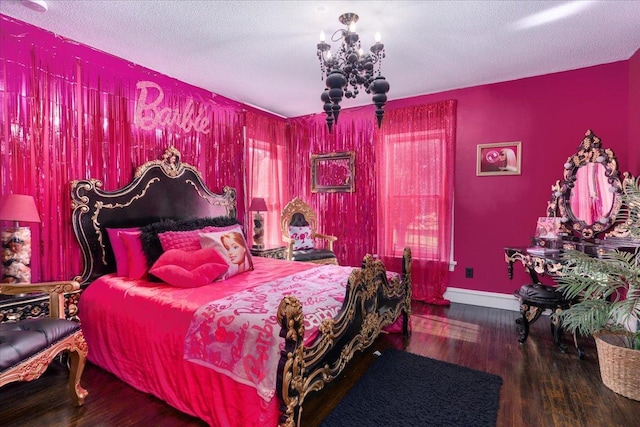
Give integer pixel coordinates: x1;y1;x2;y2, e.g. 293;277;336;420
0;289;81;322
250;246;286;260
0;292;49;321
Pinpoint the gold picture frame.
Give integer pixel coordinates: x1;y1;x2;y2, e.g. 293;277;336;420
476;141;522;176
311;151;355;193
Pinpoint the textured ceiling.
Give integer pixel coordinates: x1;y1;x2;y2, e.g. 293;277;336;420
1;0;639;118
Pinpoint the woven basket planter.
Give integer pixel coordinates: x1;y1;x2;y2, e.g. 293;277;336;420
594;331;640;401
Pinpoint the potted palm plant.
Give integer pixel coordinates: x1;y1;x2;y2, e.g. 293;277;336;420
556;173;639;401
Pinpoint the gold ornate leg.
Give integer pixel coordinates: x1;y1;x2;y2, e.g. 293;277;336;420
67;333;89;406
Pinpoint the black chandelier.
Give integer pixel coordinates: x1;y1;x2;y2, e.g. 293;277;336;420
317;13;389;133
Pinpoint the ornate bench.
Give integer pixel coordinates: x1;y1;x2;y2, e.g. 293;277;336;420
0;280;88;406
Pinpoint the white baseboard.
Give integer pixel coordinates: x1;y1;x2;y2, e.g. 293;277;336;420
443;287;521;312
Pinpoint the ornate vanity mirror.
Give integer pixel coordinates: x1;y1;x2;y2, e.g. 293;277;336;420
547;130;623;239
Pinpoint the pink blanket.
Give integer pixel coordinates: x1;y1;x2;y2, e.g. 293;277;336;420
79;257;318;427
184;264;355;400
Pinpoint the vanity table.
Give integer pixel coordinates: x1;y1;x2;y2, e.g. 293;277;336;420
505;130;633;358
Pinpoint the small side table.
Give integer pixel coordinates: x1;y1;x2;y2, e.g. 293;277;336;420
250;246;286;260
0;292;49;321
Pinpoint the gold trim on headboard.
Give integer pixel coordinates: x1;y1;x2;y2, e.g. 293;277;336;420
92;178;160;265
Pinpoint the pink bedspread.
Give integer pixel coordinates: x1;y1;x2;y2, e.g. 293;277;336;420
184;264;354;401
79;257;320;427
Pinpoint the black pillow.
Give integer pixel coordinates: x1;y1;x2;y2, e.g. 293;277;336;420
139;216;239;269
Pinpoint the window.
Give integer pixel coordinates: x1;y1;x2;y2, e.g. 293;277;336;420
245;113;289;248
380;130;448;259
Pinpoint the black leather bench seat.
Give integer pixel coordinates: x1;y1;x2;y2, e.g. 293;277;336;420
0;318;80;371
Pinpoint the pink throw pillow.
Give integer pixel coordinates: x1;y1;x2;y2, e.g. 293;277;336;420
158;226;220;252
199;227;254;280
289;225;314;250
149;248;228;288
120;230;148;280
107;227;139;277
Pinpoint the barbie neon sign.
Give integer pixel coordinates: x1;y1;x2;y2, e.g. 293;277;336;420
134;81;211;134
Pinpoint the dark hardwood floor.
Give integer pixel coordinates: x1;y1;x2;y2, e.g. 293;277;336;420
1;301;638;426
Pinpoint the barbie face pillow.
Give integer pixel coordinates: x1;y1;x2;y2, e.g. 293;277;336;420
199;227;254;280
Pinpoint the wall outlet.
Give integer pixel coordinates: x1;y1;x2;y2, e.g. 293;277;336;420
465;267;474;278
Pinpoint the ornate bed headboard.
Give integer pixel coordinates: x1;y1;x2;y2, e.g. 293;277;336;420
71;147;237;285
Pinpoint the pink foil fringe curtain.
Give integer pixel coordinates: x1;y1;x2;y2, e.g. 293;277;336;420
1;16;247;282
287;111;378;268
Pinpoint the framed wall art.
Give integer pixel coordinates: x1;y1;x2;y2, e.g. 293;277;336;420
311;151;355;193
476;141;522;176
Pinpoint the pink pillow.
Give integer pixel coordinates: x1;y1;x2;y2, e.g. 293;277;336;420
149;248;228;288
107;227;139;276
289;225;314;250
158;226;220;252
199;227;254;280
119;230;147;280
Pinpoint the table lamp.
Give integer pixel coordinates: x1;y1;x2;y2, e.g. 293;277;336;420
248;197;268;249
0;194;41;283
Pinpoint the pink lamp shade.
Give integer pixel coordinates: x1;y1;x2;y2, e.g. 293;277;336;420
1;194;39;283
0;194;41;224
248;197;268;212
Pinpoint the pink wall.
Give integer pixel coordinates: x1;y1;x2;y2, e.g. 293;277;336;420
383;62;633;294
629;48;640;173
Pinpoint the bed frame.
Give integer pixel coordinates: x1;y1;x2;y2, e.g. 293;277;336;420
70;147;411;427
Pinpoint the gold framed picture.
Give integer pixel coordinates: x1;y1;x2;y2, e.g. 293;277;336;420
311;151;355;193
476;141;522;176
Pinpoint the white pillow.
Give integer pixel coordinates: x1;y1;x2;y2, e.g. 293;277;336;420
289;225;314;250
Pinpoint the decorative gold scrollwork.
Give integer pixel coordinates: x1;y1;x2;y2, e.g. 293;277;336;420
134;146;186;178
277;249;412;427
92;178;160;264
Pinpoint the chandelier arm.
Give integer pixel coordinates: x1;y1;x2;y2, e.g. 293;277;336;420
330;29;346;43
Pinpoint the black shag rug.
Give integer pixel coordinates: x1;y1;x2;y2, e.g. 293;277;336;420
320;349;503;427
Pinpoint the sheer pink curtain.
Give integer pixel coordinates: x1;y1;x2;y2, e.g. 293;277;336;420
1;17;245;282
245;111;290;247
376;101;457;304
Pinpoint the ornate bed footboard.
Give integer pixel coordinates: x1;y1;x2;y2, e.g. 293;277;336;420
276;248;412;427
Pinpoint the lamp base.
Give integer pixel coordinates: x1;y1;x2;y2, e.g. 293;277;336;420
252;212;265;250
1;226;32;283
